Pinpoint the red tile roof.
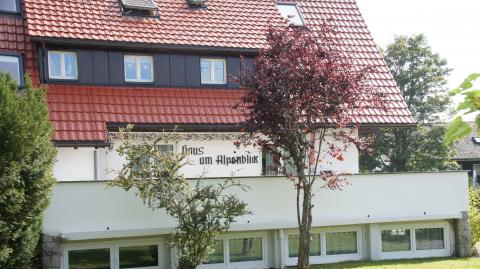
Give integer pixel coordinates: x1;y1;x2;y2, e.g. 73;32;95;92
0;16;40;85
21;0;415;142
24;0;284;49
47;84;414;143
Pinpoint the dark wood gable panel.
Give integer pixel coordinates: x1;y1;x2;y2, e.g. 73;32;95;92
92;51;109;84
185;55;200;87
77;50;94;84
227;56;240;88
108;51;124;85
170;54;186;87
154;54;170;86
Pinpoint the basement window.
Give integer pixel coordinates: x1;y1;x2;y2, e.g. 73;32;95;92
0;0;20;14
120;0;159;17
276;3;305;27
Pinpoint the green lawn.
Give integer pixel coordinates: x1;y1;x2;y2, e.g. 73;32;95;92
300;257;480;269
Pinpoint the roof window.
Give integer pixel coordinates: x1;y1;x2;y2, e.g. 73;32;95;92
120;0;159;17
276;3;305;27
188;0;207;6
0;0;20;14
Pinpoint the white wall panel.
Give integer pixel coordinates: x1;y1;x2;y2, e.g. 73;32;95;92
43;171;468;237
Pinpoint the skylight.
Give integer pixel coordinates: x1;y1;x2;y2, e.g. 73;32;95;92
120;0;158;17
276;3;304;27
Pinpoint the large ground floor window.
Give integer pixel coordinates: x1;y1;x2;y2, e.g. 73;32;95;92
285;227;363;266
379;223;449;259
203;232;267;268
63;240;164;269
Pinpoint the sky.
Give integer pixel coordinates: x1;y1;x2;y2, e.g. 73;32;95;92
356;0;480;120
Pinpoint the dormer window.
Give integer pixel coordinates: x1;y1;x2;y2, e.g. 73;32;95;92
200;58;226;85
48;51;78;80
124;55;154;83
0;0;20;14
276;3;305;27
120;0;159;17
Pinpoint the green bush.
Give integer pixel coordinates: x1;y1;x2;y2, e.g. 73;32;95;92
0;74;56;268
469;188;480;249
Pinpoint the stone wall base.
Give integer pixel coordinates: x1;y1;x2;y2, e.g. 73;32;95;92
42;234;62;269
454;211;472;257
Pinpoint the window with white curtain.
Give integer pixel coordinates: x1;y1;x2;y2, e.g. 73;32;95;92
381;229;411;252
48;51;78;80
288;233;321;258
415;228;444;250
325;231;358;255
124;55;153;82
200;58;226;84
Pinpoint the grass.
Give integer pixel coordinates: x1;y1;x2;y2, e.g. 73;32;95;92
302;257;480;269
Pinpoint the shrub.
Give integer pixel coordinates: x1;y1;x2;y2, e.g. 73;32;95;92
469;188;480;250
0;74;56;268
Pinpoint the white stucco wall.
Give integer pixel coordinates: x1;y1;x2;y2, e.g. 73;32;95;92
53;131;360;181
43;171;468;238
54;148;96;181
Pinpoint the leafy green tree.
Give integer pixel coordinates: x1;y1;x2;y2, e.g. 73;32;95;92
110;129;249;269
0;74;56;268
360;34;453;172
445;73;480;144
468;188;480;251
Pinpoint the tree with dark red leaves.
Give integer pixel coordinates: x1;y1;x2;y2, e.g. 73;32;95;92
237;24;384;269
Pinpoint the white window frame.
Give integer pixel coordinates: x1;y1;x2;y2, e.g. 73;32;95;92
378;222;450;260
284;226;363;266
62;239;165;269
48;51;78;80
199;231;268;269
200;58;227;85
124;55;154;83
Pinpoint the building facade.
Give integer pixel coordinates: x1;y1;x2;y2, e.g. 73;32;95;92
0;0;471;269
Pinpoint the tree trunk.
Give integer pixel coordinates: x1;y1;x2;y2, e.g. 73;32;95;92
297;183;312;269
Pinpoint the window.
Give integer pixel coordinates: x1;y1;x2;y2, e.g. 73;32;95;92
0;54;22;85
204;240;224;264
229;237;263;262
124;55;154;82
0;0;19;14
277;3;304;26
201;58;226;84
415;228;444;250
132;144;174;173
48;51;78;80
325;232;357;255
262;146;279;176
381;229;411;252
120;0;159;17
119;244;158;268
68;248;111;269
288;233;321;258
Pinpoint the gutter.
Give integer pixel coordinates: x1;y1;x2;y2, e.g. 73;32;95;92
29;36;260;55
